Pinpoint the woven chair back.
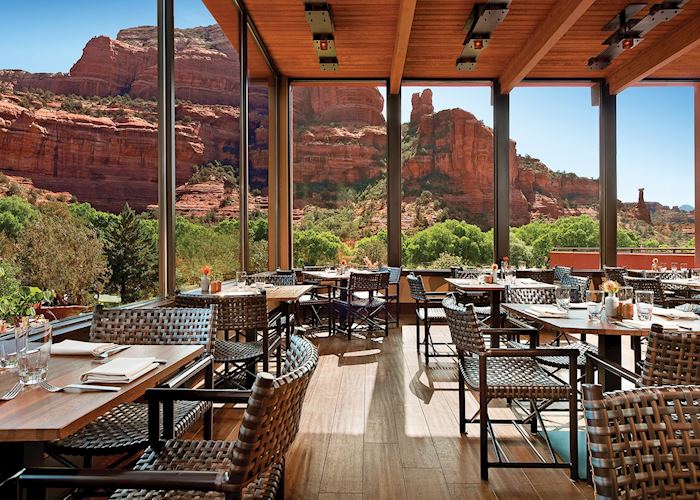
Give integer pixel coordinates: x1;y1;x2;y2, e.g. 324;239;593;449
517;269;554;284
643;269;688;279
229;335;319;489
639;324;700;386
603;265;628;284
379;266;402;285
443;294;485;355
450;266;463;278
553;265;572;282
175;292;268;332
247;274;296;286
90;305;213;349
348;272;384;293
623;276;665;305
505;287;555;304
407;273;427;301
560;274;591;303
455;268;488;279
583;384;700;499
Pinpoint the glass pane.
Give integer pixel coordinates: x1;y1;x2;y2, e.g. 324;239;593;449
247;27;273;272
0;1;158;315
174;0;241;289
291;84;387;268
401;85;493;269
617;86;694;271
509;87;599;269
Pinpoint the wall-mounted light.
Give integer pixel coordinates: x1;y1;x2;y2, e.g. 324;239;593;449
456;2;509;71
305;2;339;71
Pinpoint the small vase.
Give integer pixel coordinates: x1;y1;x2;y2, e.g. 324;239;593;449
604;295;619;318
200;275;210;293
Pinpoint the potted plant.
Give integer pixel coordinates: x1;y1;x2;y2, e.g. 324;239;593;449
601;279;620;318
200;265;212;293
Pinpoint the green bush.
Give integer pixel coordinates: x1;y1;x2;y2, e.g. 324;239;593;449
353;231;387;266
404;219;492;267
293;230;343;267
0;196;37;238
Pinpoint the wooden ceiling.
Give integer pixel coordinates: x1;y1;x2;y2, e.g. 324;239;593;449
238;0;700;91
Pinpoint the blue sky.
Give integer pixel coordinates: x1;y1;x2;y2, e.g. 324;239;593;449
0;2;694;207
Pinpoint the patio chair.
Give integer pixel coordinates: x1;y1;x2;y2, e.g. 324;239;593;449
505;286;556;304
333;271;390;339
175;292;279;386
560;273;591;303
246;272;296;286
643;269;692;296
516;268;554;284
379;265;402;327
584;384;700;499
407;273;449;365
46;306;214;468
443;295;578;481
451;269;492;320
553;265;572;282
19;335;320;500
623;275;697;308
603;265;627;284
298;268;333;336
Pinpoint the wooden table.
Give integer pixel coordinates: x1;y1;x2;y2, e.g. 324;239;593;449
661;278;700;292
502;302;700;390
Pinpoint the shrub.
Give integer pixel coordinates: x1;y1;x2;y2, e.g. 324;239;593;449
353;232;387;266
293;230;342;267
0;195;37;238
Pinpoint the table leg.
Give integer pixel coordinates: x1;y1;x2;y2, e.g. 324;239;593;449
598;335;622;391
0;441;45;498
490;290;502;347
284;301;291;350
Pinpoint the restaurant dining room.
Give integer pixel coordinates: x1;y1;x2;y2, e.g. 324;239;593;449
2;0;700;498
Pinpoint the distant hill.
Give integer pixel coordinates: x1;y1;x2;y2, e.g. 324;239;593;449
679;204;694;212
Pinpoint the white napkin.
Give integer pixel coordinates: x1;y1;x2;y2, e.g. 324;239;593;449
81;357;159;384
569;303;588;309
652;307;698;320
51;340;119;356
621;319;679;331
528;304;568;318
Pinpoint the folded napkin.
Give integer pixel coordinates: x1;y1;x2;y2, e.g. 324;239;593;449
81;357;159;384
528;304;568;318
620;319;679;331
652;306;698;320
51;340;119;356
568;303;588;309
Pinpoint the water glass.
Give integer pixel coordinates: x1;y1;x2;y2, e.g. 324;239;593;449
586;290;604;321
671;262;678;272
15;322;52;385
236;271;247;289
555;287;571;312
618;286;633;303
635;290;654;321
518;260;526;270
504;268;516;284
660;262;668;272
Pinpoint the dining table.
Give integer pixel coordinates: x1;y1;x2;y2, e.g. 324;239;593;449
0;343;204;486
660;277;700;292
501;302;700;390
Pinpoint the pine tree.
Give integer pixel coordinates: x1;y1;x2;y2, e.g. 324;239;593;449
105;203;158;303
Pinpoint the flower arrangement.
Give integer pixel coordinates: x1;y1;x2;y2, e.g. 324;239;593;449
201;265;212;277
651;257;659;271
340;259;347;266
491;263;499;271
363;256;379;269
601;279;620;295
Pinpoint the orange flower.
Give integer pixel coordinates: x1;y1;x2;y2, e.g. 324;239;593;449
340;259;347;266
601;280;620;295
502;256;509;262
652;258;659;264
491;263;498;270
201;265;212;276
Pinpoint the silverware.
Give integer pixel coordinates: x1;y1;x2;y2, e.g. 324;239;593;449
93;345;131;359
0;382;23;401
609;320;635;329
39;380;120;393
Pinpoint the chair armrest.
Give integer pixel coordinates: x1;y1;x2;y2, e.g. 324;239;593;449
17;468;231;493
483;347;578;358
160;355;212;389
145;387;252;404
584;352;638;385
482;326;538;345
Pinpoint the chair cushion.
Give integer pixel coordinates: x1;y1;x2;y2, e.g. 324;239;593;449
416;307;447;321
459;356;572;400
214;338;278;363
48;401;210;456
110;440;283;499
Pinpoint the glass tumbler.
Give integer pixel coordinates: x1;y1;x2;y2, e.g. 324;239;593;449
555;286;571;312
16;322;52;385
586;290;604;321
635;290;654;321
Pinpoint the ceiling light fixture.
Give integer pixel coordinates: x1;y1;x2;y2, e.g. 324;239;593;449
588;1;688;70
455;1;510;71
305;2;338;71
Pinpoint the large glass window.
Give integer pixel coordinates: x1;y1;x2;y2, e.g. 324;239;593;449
174;1;241;289
509;86;599;269
291;84;387;268
0;1;158;316
400;85;494;269
617;86;694;270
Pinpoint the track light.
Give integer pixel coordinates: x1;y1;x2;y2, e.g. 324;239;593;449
456;2;509;71
305;2;338;70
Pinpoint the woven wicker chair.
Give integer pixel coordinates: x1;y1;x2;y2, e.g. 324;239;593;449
298;269;333;336
560;274;592;303
175;292;278;388
379;266;402;327
407;273;449;365
19;336;319;500
505;286;556;304
622;275;695;309
603;265;627;284
583;384;700;499
246;273;296;286
443;295;578;480
333;271;390;339
46;306;214;467
516;269;554;284
553;265;572;282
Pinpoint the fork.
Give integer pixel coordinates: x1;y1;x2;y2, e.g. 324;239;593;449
39;380;120;393
0;382;23;401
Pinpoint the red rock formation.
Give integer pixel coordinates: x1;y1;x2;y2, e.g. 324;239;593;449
636;188;652;224
293;86;385;126
411;89;433;124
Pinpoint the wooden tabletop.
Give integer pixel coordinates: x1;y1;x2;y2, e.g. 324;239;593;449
502;303;700;336
181;283;313;303
445;277;557;292
303;269;376;281
0;344;203;442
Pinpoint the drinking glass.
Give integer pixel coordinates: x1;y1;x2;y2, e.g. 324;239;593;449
618;286;633;304
16;322;52;385
504;268;516;284
236;271;247;289
671;262;678;273
660;262;668;272
518;260;526;270
586;290;604;321
555;287;571;312
635;290;654;321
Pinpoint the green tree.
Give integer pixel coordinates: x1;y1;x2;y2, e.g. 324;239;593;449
0;196;37;238
404;220;492;267
353;231;388;266
104;204;158;303
69;202;118;238
294;230;342;267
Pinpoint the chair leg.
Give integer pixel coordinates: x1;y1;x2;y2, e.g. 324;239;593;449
458;368;466;434
480;385;489;481
424;321;430;366
415;314;420;351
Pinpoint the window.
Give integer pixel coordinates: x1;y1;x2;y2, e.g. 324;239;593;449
174;0;242;289
617;86;694;270
0;1;159;314
291;84;387;268
400;85;494;269
509;86;599;269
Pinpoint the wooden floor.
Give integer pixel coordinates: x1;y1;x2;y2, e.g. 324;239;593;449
209;318;595;500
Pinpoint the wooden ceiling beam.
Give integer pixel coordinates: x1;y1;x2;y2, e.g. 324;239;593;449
607;11;700;94
498;0;595;94
389;0;417;94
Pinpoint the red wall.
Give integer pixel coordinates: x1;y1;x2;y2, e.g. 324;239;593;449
550;251;695;270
